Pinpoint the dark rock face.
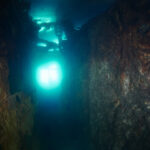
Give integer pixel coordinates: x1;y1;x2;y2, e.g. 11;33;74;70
0;93;34;150
0;58;9;100
80;0;150;149
0;0;35;149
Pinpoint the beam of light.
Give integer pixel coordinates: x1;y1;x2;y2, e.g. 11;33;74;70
38;26;59;44
48;48;55;52
37;21;43;25
53;39;59;44
37;42;47;47
39;26;46;32
33;17;55;24
36;62;62;89
62;32;67;40
46;27;54;32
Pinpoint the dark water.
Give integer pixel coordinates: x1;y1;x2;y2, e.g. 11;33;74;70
32;89;91;150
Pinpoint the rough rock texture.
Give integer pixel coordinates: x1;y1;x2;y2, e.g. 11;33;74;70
0;58;9;100
0;58;35;150
0;93;34;150
0;0;36;149
78;0;150;149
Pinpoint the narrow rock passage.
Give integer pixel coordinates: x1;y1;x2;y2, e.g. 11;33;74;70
32;91;91;150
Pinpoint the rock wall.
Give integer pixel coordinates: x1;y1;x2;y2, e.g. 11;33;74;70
0;0;36;149
0;58;9;100
79;0;150;149
0;93;34;150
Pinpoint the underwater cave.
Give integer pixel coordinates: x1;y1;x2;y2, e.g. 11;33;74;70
0;0;150;150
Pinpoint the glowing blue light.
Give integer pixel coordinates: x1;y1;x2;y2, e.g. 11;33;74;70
37;21;43;25
53;39;59;44
39;26;46;32
46;27;54;32
48;48;55;52
36;62;62;89
37;43;47;47
33;17;55;25
62;32;67;40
